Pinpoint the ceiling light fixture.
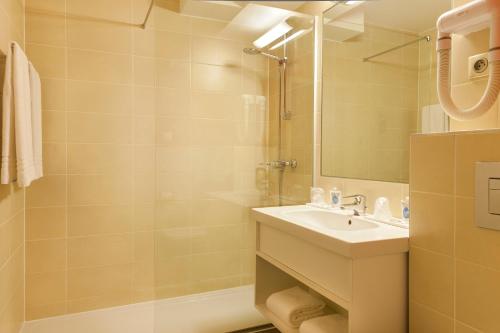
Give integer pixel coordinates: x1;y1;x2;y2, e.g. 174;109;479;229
253;21;293;49
268;28;310;51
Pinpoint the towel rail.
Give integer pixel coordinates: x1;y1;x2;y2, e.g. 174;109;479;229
362;35;431;62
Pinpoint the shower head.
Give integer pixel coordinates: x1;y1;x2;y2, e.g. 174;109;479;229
243;47;286;63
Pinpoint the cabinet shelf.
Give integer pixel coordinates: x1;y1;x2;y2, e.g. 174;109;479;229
257;251;351;311
255;304;299;333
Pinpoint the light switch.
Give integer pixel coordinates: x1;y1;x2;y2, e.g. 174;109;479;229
476;162;500;230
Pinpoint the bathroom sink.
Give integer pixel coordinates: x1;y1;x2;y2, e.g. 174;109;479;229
253;205;409;332
283;209;379;231
252;205;409;258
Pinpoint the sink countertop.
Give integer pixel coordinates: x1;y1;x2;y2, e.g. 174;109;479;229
252;205;409;259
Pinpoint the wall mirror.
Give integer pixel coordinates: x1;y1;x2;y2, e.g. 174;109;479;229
321;0;452;183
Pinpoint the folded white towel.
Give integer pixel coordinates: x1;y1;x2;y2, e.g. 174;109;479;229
1;42;43;187
266;287;325;328
299;314;348;333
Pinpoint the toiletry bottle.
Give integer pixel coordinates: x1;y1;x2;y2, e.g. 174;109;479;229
330;188;342;208
401;196;410;222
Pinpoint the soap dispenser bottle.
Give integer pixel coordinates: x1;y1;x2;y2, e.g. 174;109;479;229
401;196;410;222
330;188;342;208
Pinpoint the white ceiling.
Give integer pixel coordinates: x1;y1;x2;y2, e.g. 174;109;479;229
178;1;312;43
182;0;452;35
359;0;452;33
179;1;307;22
220;4;311;41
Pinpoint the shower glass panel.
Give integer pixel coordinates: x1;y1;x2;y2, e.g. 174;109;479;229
20;0;313;328
151;1;269;312
149;2;314;331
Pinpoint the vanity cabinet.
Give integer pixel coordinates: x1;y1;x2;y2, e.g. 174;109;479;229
252;206;409;333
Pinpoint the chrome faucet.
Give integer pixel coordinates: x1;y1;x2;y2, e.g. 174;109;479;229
341;194;367;215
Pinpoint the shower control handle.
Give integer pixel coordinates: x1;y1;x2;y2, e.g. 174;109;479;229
260;159;298;169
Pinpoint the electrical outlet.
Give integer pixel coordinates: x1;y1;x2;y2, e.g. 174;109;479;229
468;52;489;79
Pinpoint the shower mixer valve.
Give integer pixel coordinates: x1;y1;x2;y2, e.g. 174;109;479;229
260;159;298;169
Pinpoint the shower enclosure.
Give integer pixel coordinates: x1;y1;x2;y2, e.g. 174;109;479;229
20;0;315;331
148;2;315;330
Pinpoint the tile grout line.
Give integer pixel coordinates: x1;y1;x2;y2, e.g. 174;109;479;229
410;299;455;323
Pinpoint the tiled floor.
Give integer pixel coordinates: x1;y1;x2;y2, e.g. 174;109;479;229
22;286;268;333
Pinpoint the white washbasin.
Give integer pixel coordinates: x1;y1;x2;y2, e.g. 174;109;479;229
252;205;409;258
283;209;379;231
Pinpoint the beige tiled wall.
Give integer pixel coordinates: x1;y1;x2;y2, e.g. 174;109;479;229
410;130;500;333
0;186;24;333
25;0;270;319
410;1;500;331
0;1;26;333
316;176;409;219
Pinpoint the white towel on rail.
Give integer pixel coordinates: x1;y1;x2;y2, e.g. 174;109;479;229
299;314;348;333
29;62;43;179
1;41;42;187
266;286;325;328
